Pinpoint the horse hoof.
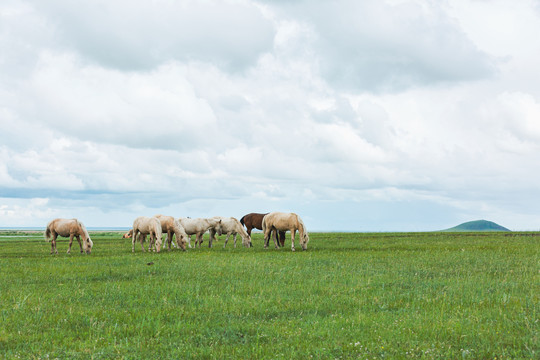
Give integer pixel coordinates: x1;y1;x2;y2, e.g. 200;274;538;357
292;248;296;252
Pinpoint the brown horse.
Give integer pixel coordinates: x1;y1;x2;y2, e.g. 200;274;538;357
240;213;285;246
45;218;93;254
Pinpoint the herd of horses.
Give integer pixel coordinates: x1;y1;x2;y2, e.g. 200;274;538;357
44;212;310;255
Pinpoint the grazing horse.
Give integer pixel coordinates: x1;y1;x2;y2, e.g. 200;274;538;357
45;218;93;254
209;217;252;248
262;212;309;251
240;212;286;246
178;217;222;248
154;214;187;251
122;229;133;238
132;216;163;253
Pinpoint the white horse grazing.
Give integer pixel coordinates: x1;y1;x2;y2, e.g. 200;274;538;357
177;217;222;248
209;216;252;248
154;214;188;251
132;216;163;253
262;212;309;251
45;218;93;254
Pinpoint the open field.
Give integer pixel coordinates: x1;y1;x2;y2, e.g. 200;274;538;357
0;231;538;359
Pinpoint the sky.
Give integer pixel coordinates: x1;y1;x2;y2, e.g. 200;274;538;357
1;0;540;231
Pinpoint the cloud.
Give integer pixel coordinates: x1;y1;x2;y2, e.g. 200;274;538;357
30;0;275;72
26;52;219;149
1;0;540;231
264;0;496;91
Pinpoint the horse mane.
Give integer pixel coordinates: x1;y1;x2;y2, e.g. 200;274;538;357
236;219;249;237
240;215;245;226
75;219;88;237
295;214;308;235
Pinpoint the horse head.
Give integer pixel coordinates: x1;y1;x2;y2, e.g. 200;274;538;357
83;237;93;254
214;219;223;236
301;232;309;250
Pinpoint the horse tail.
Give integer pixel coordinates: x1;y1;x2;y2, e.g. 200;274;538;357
44;223;52;242
261;215;267;235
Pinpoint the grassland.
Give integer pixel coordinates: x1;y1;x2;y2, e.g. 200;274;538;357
0;231;538;359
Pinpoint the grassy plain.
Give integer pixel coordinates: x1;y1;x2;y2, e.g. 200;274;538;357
0;231;538;359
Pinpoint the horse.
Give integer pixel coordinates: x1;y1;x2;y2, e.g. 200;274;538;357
261;212;309;251
240;213;286;246
44;218;93;254
154;214;187;251
208;217;252;248
132;216;163;253
122;229;133;238
177;217;222;248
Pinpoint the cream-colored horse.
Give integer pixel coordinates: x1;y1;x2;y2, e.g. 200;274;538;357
262;212;309;251
132;216;163;253
154;214;188;251
209;216;252;248
45;218;93;254
178;217;222;248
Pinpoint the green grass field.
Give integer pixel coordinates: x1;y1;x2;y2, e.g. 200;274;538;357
0;231;538;359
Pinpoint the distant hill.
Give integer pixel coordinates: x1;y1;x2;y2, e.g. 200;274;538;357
443;220;511;232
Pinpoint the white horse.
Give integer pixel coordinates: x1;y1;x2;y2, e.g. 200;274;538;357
154;214;188;251
132;216;163;253
177;217;222;248
209;216;252;248
45;218;93;254
262;212;309;251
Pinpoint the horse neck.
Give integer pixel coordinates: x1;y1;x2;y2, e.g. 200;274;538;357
77;221;89;240
237;222;248;237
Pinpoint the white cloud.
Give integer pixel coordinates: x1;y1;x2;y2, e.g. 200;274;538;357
30;0;275;71
1;0;539;231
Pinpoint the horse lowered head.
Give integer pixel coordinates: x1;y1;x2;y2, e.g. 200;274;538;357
300;232;310;251
173;218;188;251
83;237;93;254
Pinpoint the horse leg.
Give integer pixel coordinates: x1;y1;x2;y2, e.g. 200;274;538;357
279;231;286;247
263;227;270;249
67;234;74;254
76;235;83;253
271;228;280;249
223;234;229;248
140;233;146;252
290;229;296;252
132;231;136;252
51;232;58;254
208;229;214;248
233;234;237;248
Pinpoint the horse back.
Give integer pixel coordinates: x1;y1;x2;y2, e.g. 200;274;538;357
243;213;268;230
49;218;81;237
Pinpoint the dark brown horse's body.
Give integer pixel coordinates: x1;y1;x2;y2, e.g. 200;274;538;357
240;213;285;246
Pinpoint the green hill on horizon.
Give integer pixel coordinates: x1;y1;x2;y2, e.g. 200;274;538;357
443;220;511;232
